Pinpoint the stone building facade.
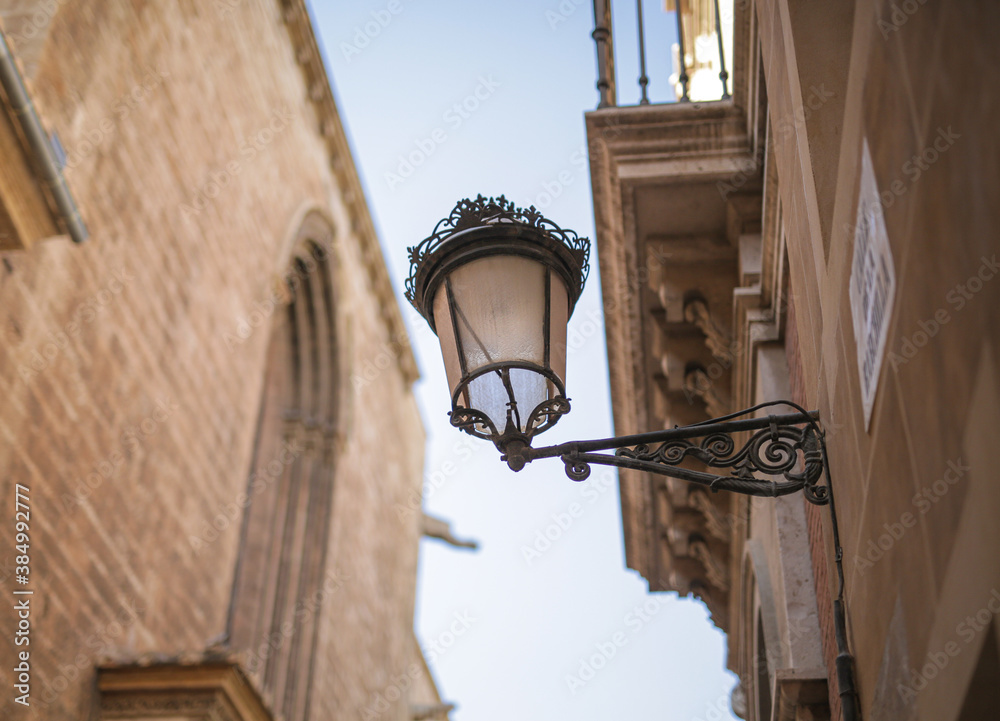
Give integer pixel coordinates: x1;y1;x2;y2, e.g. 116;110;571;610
0;2;447;719
586;0;999;719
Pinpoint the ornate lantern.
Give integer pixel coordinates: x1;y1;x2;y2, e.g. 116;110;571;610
405;195;590;459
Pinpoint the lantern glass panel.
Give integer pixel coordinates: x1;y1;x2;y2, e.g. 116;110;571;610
463;367;549;434
444;254;546;372
431;253;571;436
432;282;463;400
548;271;569;387
431;254;543;384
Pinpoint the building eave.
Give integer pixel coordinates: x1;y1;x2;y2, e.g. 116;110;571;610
281;0;419;386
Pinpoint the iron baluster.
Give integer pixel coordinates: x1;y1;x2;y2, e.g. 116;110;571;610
673;0;690;101
713;0;730;99
592;0;616;108
636;0;650;104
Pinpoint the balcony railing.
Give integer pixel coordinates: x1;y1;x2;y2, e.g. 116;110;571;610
592;0;734;108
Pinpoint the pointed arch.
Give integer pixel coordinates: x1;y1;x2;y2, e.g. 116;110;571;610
227;209;343;721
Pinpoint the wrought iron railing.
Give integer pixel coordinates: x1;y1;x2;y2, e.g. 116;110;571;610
592;0;734;108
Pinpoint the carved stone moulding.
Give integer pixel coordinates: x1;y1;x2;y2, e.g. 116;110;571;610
98;662;273;721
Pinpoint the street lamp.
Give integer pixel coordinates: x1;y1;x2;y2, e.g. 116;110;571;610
405;195;828;502
406;196;860;720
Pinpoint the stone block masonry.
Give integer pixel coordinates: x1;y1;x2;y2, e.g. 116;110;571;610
0;1;426;719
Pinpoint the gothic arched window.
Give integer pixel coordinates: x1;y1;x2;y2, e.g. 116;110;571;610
227;213;340;721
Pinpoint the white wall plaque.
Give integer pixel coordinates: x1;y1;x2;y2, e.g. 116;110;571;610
850;138;897;429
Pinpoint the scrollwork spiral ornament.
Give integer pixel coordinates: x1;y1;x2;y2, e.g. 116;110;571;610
564;459;591;482
735;426;806;476
449;407;499;442
525;396;572;435
702;433;735;459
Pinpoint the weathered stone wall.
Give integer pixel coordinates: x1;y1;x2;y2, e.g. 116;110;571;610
0;1;424;719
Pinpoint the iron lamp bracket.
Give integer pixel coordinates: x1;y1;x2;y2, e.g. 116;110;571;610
499;403;831;506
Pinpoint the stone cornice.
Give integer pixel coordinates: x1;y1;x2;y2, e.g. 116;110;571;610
280;0;418;385
98;662;273;721
587;101;752;183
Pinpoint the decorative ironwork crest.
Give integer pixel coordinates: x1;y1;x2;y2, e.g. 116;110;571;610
405;194;591;306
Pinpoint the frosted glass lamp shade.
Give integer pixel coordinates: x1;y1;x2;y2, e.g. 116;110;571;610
432;254;570;440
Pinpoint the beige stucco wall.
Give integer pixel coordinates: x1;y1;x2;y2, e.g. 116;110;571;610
756;0;1000;718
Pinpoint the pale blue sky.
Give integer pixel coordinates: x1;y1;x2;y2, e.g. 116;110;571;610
311;1;739;719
